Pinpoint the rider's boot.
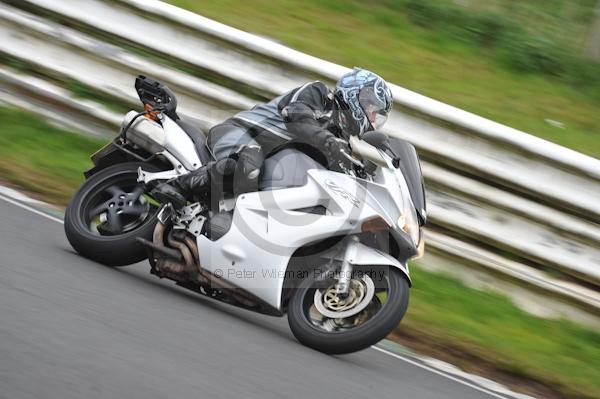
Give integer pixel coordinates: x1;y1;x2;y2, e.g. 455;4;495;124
152;158;236;209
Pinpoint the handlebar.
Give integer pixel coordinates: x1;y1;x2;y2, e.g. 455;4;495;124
349;136;390;169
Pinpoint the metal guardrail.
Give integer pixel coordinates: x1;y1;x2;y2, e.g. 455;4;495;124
0;0;598;322
25;0;600;220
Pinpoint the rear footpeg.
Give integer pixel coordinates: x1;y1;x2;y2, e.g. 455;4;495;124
137;167;181;184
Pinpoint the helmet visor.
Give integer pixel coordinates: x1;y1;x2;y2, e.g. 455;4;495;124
358;86;389;130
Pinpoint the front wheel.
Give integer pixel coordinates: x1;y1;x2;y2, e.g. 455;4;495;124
287;266;409;354
64;162;160;266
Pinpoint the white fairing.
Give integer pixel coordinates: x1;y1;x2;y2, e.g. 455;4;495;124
196;169;412;310
322;241;411;277
161;115;202;170
140;119;416;310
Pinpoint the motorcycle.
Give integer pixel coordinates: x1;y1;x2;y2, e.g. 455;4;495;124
65;76;427;354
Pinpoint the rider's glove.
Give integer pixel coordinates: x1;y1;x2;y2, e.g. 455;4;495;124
314;130;352;173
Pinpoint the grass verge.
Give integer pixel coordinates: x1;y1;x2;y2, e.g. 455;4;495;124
401;264;600;398
0;107;105;205
166;0;600;158
1;108;599;398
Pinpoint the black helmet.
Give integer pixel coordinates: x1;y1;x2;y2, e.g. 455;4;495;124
334;68;393;137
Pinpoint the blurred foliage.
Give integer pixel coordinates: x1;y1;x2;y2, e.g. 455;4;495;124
167;0;600;158
397;0;600;91
405;264;600;399
0;107;104;205
405;0;599;50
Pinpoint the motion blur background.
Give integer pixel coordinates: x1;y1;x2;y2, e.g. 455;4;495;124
0;1;599;398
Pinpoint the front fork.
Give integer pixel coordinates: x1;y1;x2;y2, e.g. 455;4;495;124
335;236;360;296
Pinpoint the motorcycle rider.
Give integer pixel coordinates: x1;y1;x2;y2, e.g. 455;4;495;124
154;68;393;208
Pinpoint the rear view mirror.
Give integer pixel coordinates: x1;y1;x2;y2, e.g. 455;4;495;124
361;131;402;168
361;131;389;151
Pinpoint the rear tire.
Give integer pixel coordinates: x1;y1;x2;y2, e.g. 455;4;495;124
287;267;409;354
64;162;160;266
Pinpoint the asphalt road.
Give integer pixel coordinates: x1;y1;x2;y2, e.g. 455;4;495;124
0;198;500;399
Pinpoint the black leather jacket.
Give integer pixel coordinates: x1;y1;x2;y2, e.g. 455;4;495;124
230;81;341;154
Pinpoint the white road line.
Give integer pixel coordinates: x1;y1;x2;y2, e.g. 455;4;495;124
0;194;64;224
371;346;512;399
0;191;522;399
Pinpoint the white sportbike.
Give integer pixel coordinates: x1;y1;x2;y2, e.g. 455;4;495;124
65;77;427;354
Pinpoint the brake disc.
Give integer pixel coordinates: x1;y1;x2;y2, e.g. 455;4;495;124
314;275;375;319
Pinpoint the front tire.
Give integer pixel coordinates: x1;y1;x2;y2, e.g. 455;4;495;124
64;162;160;266
287;267;409;354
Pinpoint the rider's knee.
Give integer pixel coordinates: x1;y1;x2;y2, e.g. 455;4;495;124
234;145;264;195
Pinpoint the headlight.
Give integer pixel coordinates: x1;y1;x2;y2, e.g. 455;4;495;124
379;158;422;247
394;167;420;246
397;209;420;246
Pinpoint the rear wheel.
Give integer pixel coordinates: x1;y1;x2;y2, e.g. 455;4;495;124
64;162;160;266
287;266;409;354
